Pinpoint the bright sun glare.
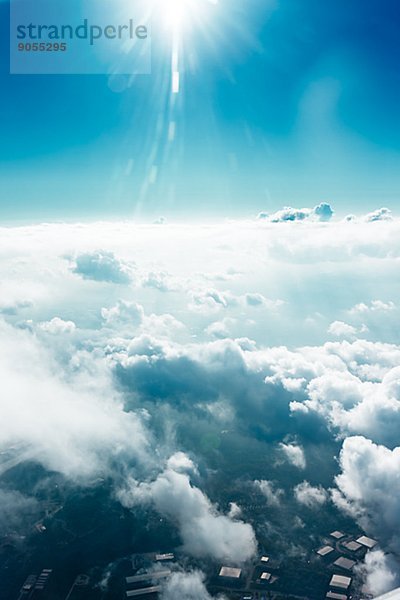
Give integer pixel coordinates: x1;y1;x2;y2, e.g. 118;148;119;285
157;0;216;34
166;0;190;30
149;0;218;94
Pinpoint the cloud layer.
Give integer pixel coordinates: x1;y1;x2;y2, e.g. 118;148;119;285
1;215;400;584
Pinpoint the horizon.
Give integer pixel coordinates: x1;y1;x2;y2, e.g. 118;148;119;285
1;1;400;599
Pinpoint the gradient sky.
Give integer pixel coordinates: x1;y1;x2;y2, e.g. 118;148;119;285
1;0;400;221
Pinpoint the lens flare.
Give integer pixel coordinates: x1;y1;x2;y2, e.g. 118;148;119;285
165;0;188;31
153;0;217;95
161;0;214;34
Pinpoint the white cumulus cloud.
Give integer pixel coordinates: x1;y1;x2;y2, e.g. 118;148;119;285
280;443;306;469
118;455;257;563
294;481;328;508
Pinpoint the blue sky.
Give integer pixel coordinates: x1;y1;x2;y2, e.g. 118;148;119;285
1;0;400;221
2;3;400;594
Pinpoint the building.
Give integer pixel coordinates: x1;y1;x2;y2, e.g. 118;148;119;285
334;557;356;571
126;586;161;597
357;536;378;549
126;571;171;585
31;569;52;595
317;545;335;557
330;575;352;591
219;567;242;579
331;531;345;540
258;555;280;570
155;553;174;562
260;572;272;582
125;570;170;599
343;541;362;552
326;592;347;600
18;575;36;598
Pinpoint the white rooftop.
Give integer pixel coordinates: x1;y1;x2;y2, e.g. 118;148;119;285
331;531;345;539
219;567;241;579
317;545;334;556
330;574;352;590
334;557;356;571
155;553;174;561
327;592;348;600
260;572;271;581
357;535;377;549
344;541;362;552
260;556;270;563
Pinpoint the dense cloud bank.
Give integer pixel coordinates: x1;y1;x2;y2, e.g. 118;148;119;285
0;216;400;581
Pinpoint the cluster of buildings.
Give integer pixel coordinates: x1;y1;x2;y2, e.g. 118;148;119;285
124;552;175;598
17;571;90;600
13;531;386;600
316;530;378;599
215;554;281;599
17;569;53;599
253;555;280;590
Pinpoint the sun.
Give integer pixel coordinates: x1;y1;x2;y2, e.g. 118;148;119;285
156;0;216;36
118;0;220;95
165;0;189;31
146;0;218;94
